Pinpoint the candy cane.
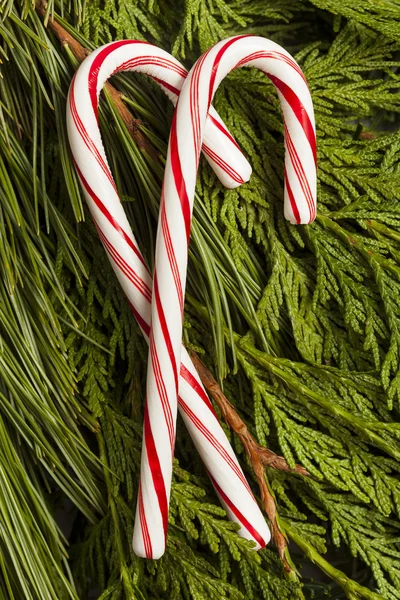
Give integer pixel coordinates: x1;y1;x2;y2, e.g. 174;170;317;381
66;40;271;559
147;34;317;557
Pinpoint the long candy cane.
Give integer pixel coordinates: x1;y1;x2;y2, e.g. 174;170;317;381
147;34;317;556
66;41;271;559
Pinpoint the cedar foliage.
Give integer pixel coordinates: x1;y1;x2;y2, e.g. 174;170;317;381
0;0;400;598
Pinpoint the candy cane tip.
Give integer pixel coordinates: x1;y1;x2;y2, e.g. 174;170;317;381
284;201;316;226
231;162;252;188
264;529;272;547
208;157;252;190
252;525;271;550
223;180;248;191
132;540;166;560
285;212;300;226
223;167;252;190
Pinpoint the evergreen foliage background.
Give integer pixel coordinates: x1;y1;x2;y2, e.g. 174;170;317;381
0;0;400;598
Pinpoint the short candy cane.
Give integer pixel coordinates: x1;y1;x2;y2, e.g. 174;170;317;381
66;40;271;559
147;34;317;556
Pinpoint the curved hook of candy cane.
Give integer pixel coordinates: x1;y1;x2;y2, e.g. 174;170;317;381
176;35;317;226
68;40;251;190
145;34;317;557
66;40;271;560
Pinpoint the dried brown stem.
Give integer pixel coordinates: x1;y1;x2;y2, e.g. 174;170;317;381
359;131;376;140
36;1;158;159
191;352;309;571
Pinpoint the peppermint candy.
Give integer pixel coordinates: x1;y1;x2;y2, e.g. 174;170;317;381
146;35;316;557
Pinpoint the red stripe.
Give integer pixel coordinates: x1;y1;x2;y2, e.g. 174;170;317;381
127;300;151;337
144;404;169;541
285;124;315;220
88;40;147;119
150;337;175;450
285;126;315;221
189;53;200;159
190;58;198;158
151;76;181;97
191;50;209;160
73;159;150;271
284;168;301;224
153;272;179;394
179;399;254;496
180;364;218;416
235;50;306;83
98;228;152;301
96;224;147;294
202;145;244;184
138;483;152;558
208;473;267;549
70;80;117;193
190;52;202;159
160;201;184;313
169;112;191;243
207;113;242;152
117;56;187;79
207;35;251;109
267;74;317;165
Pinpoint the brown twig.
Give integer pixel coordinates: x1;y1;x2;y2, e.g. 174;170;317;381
190;352;309;571
359;131;376;140
36;1;158;159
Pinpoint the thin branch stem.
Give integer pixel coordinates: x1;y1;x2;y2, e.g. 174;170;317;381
35;1;158;159
283;521;383;600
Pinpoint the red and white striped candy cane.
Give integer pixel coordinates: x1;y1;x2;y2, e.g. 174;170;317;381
147;34;317;556
66;40;271;559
